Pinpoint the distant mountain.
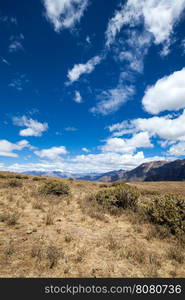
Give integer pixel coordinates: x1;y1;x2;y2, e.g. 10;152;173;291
23;159;185;182
23;170;122;181
108;159;185;182
144;159;185;181
120;160;169;182
97;170;126;182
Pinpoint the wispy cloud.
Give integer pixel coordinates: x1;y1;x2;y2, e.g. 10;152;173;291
91;84;135;115
67;55;102;83
65;126;78;132
13;116;48;137
42;0;89;32
1;57;10;66
0;16;18;25
9;34;24;53
8;74;29;91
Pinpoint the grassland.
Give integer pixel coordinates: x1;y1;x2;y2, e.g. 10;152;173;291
0;172;184;278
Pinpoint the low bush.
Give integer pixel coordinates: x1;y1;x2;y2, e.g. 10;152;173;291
111;181;128;187
32;176;43;181
93;184;140;210
7;179;23;188
39;180;70;196
147;193;185;234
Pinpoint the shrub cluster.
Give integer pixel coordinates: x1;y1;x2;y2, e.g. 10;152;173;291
93;184;140;210
147;193;185;234
7;179;23;188
39;180;71;196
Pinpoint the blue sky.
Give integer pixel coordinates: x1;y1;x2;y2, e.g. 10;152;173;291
1;0;185;174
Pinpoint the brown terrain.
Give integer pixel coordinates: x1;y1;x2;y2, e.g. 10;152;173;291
0;172;184;278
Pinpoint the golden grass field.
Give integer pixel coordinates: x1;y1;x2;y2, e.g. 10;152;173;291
0;172;184;278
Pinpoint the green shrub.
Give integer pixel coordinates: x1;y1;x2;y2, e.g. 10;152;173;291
7;179;23;188
111;181;128;187
140;189;160;196
147;193;185;234
32;176;42;181
0;174;6;179
39;180;70;196
94;184;140;210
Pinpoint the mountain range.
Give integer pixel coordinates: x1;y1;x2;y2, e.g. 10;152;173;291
23;159;185;182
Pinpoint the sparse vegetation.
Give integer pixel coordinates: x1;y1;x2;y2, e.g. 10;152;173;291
93;184;140;210
146;193;185;234
32;176;43;181
39;180;71;196
0;171;185;278
7;179;23;188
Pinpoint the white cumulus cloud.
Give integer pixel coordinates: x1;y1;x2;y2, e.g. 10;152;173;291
109;110;185;143
101;132;153;154
13;116;48;137
0;139;31;157
35;146;68;160
142;68;185;114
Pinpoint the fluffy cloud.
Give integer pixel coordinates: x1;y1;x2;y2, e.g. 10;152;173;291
91;85;135;115
67;55;102;83
5;151;166;173
142;0;185;45
109;110;185;142
74;91;82;103
35;146;68;160
142;68;185;114
168;142;185;156
13;116;48;137
42;0;89;32
100;132;153;154
82;147;90;153
0;139;31;157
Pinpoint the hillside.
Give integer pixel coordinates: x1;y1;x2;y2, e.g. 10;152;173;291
98;159;185;182
23;159;185;182
0;172;185;278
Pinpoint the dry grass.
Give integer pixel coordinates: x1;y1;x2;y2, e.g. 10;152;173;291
0;173;185;278
129;181;185;196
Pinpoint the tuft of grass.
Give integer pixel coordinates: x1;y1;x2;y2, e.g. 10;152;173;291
6;210;20;226
167;244;184;264
45;208;54;225
46;246;60;269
